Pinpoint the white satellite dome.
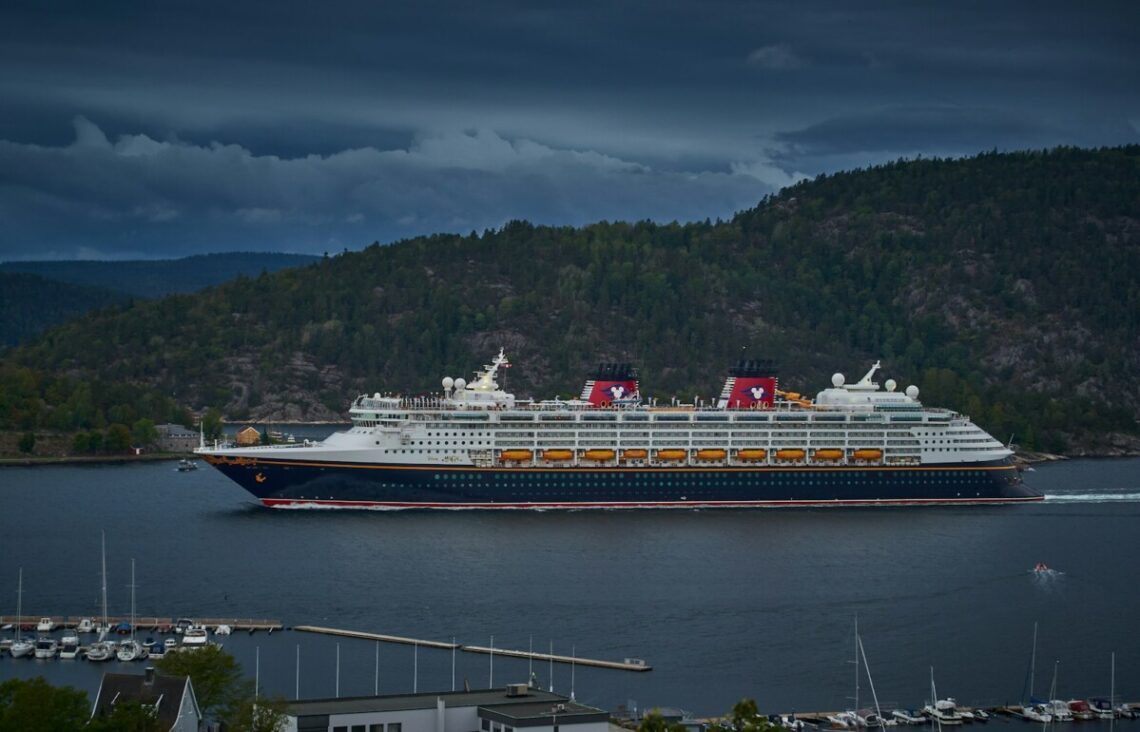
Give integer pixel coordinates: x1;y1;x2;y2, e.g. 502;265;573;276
442;377;454;390
454;377;467;391
905;385;919;399
832;373;845;387
885;379;897;392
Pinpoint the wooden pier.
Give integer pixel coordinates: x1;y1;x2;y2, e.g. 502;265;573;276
0;615;282;632
293;626;651;671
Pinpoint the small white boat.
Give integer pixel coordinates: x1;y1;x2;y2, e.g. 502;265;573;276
174;618;194;634
181;626;209;647
890;710;926;726
84;640;116;662
177;458;198;471
1020;704;1052;723
35;617;56;633
116;638;147;662
214;624;232;635
76;617;96;634
10;636;35;658
59;635;81;659
923;699;964;726
34;637;59;659
164;637;178;649
970;709;989;723
826;715;853;729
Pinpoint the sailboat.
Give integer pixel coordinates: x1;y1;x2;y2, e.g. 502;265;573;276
84;533;116;662
9;569;34;659
1045;660;1073;722
857;630;894;727
1020;622;1052;723
116;558;146;661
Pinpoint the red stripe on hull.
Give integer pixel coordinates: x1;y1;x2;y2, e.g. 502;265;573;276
261;495;1045;510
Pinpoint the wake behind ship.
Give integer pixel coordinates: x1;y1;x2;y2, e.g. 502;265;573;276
197;351;1042;509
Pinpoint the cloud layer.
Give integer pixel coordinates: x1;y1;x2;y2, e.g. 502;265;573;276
1;0;1137;259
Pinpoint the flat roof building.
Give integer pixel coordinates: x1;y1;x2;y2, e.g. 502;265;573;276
285;685;609;732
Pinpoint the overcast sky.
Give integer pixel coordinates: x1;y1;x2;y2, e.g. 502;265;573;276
1;0;1137;260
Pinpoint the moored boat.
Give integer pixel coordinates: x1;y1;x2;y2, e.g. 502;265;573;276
34;636;58;659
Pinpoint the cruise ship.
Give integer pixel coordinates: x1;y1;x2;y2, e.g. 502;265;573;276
197;350;1042;508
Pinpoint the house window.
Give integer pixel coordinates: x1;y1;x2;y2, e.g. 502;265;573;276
482;721;492;731
333;727;348;732
352;726;366;732
389;724;403;732
370;726;383;732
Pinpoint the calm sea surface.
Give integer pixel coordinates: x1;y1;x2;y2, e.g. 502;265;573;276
2;456;1139;717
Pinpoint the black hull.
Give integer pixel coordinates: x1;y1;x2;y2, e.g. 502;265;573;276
203;456;1041;509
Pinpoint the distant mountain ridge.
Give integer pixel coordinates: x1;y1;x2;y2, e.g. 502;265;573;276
0;272;129;347
0;252;320;345
3;147;1138;455
0;252;320;299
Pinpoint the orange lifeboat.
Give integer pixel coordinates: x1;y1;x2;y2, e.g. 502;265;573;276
621;449;648;460
775;449;806;461
583;449;616;461
696;449;727;461
783;391;801;400
500;450;533;462
542;449;573;461
852;448;883;461
736;449;768;461
655;449;687;462
812;449;843;461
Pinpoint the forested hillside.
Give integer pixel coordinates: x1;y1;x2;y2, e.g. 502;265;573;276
0;273;128;346
2;146;1138;454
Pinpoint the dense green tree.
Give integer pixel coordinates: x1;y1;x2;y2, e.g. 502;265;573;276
132;417;158;447
638;710;689;732
227;695;290;732
105;422;132;451
706;698;774;732
88;699;161;731
0;676;90;732
155;644;249;720
202;407;224;442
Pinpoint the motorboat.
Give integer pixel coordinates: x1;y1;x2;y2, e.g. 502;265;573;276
144;638;165;659
59;635;81;659
925;699;964;726
970;709;989;723
890;710;925;726
1046;700;1072;722
1067;700;1094;720
214;624;233;635
173;617;194;634
181;625;209;648
164;637;178;650
177;458;198;471
76;617;96;634
825;714;853;729
1020;704;1052;723
34;636;59;659
36;617;56;633
1088;699;1114;720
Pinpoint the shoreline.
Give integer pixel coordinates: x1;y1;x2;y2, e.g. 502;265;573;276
0;452;191;467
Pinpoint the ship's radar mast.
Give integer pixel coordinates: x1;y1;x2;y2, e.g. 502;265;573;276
847;360;881;392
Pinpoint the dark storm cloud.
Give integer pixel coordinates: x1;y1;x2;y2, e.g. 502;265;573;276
0;0;1137;259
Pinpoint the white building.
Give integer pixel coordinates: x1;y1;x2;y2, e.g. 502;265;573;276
285;685;610;732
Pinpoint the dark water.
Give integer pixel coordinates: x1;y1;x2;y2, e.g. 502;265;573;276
2;457;1139;717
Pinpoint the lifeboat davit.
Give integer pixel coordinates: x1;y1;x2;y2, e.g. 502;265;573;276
655;449;687;462
696;449;727;461
583;449;616;461
852;448;883;460
500;450;533;462
621;449;648;460
542;450;573;461
775;449;806;461
812;449;843;461
736;449;768;461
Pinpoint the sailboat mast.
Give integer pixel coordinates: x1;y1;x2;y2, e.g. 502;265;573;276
854;617;860;713
859;634;885;725
100;532;108;636
1030;621;1038;700
1110;652;1116;732
129;558;136;642
15;568;22;640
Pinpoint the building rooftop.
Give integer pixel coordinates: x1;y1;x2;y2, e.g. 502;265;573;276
285;687;584;717
91;668;199;729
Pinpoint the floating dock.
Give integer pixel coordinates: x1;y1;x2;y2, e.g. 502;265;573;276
293;625;458;650
293;625;651;671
